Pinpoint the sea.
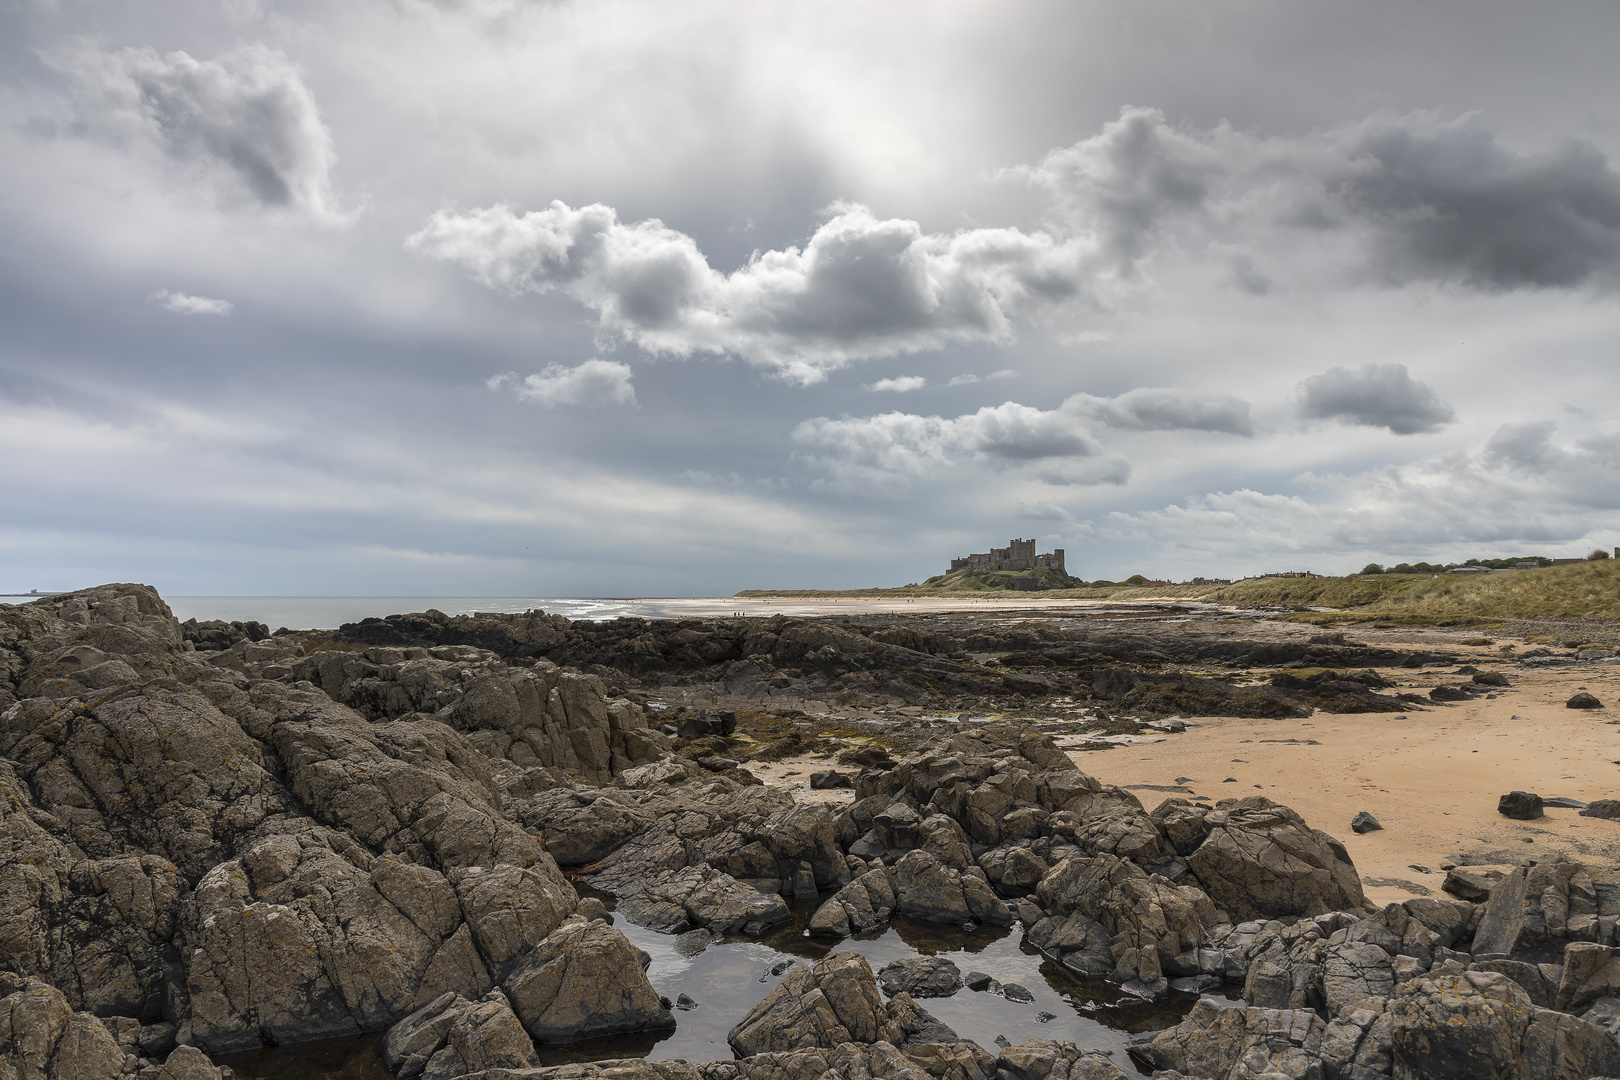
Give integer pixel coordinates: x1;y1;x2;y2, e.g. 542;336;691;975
159;596;687;631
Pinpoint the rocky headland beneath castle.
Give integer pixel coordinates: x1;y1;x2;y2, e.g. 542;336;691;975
4;584;1620;1080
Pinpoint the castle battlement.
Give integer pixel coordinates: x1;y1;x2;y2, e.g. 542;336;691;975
950;538;1066;577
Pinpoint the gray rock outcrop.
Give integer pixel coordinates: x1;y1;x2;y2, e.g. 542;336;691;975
502;915;675;1044
728;952;956;1056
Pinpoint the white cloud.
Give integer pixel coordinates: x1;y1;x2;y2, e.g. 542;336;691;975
792;400;1125;489
866;376;926;392
47;41;350;224
409;201;1098;382
947;369;1018;386
1292;362;1455;435
1063;387;1254;436
148;289;233;316
1097;420;1620;569
489;358;637;408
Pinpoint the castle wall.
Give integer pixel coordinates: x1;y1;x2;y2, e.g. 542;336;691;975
950;540;1066;578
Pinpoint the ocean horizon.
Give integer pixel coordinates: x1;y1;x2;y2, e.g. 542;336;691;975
158;595;707;630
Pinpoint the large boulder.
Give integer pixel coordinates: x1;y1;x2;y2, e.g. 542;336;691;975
0;973;127;1080
1471;855;1617;965
728;952;955;1056
1390;969;1620;1080
502;916;675;1045
810;867;900;937
1133;998;1327;1079
1034;853;1220;997
889;850;1011;928
613;864;790;935
380;988;539;1080
1183;796;1365;922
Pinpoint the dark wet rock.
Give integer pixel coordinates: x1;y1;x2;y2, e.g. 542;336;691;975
1430;685;1471;701
810;867;900;937
962;971;994;992
675;993;699;1011
877;957;963;999
1351;811;1383;834
1025;911;1115;977
1580;799;1620;821
1182;796;1365;922
811;770;854;790
1567;692;1604;709
727;952;957;1056
1473;670;1509;686
503;915;674;1045
1496;791;1544;820
381;989;539;1080
1443;867;1501;902
999;982;1035;1003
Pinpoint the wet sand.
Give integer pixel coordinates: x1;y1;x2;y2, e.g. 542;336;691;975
1091;658;1620;907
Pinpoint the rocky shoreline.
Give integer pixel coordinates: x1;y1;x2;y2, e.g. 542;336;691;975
4;584;1620;1080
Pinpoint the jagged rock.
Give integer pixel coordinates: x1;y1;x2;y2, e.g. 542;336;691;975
1133;998;1326;1079
902;1039;999;1080
728;952;956;1056
1556;941;1620;1013
1581;800;1620;821
1183;796;1366;922
1443;867;1500;903
1025;911;1115;977
976;844;1050;898
0;973;127;1080
1319;997;1393;1080
811;771;854;790
810;867;899;937
1390;969;1620;1080
1351;811;1382;834
526;795;653;865
1472;855;1607;965
890;850;1012;928
614;863;790;934
877;958;963;999
380;988;539;1080
503;915;675;1044
1497;792;1543;820
1035;853;1220;997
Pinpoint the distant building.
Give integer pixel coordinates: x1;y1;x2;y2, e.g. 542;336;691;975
950;538;1066;577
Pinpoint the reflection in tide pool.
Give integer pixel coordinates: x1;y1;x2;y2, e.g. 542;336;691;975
218;887;1202;1079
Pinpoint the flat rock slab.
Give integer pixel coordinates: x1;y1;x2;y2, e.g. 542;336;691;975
877;957;963;999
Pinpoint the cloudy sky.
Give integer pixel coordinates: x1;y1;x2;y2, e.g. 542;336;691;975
4;0;1620;596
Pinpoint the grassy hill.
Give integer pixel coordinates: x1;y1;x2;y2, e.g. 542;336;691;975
737;559;1620;627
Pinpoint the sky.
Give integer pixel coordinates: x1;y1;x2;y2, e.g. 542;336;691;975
3;0;1620;596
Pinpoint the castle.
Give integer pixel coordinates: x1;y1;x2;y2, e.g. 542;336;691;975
950;538;1066;577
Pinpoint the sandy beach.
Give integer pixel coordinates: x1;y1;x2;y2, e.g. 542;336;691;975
749;639;1620;909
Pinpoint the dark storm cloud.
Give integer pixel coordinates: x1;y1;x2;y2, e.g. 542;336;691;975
48;41;347;223
408;201;1096;383
1292;363;1456;435
1024;107;1620;291
1332;114;1620;289
1482;420;1561;473
1063;387;1254;436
